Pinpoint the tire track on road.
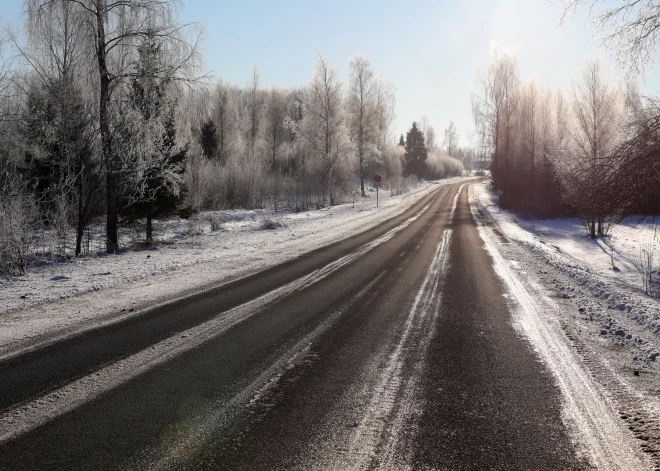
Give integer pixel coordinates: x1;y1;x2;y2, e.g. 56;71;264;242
0;192;442;446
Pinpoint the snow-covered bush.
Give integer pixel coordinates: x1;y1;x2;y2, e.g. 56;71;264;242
632;232;660;297
260;217;285;229
426;151;464;179
0;169;39;276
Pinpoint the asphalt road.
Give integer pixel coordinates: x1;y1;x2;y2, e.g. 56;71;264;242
0;182;588;470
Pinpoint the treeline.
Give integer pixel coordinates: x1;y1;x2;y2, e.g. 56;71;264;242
0;0;463;276
472;50;660;236
185;55;400;214
399;121;465;180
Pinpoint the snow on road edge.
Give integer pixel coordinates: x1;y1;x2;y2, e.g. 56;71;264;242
468;184;650;470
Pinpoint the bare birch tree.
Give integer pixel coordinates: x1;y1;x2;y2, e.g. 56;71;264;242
563;60;622;237
212;80;237;164
443;121;458;157
373;77;395;151
301;53;346;205
472;49;519;187
520;81;540;205
244;67;262;160
348;55;376;197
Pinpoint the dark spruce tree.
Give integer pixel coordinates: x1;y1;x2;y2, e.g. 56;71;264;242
398;133;405;147
23;78;101;255
200;118;218;159
123;34;187;245
403;122;427;178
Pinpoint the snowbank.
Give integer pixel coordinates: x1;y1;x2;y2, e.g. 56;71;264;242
470;182;659;293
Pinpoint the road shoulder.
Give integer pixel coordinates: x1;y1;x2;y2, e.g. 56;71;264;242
468;181;656;469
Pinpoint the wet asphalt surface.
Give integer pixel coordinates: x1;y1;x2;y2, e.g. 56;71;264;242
0;182;587;470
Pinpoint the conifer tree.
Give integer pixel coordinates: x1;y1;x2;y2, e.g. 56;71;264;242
403;122;427;177
200;119;218;159
121;34;187;245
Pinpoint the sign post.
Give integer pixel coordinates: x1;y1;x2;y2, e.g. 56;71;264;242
496;180;504;212
373;174;382;207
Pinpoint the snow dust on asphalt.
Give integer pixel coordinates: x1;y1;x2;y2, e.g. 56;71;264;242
315;211;453;471
0;192;440;445
468;182;652;469
197;183;588;470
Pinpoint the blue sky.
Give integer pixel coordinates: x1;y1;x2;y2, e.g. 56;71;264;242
2;0;659;145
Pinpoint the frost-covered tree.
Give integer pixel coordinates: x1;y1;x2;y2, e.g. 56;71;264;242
265;87;287;170
559;0;660;74
348;56;376;197
119;35;187;245
211;80;238;165
21;0;102;255
443;121;458;157
613;95;660;215
472;48;519;187
373;78;395;151
562;60;623;237
300;53;347;205
27;0;203;253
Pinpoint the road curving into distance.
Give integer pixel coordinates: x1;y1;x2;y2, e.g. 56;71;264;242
0;181;618;469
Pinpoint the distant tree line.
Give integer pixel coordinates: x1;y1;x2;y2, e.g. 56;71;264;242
472;47;660;237
186;53;401;214
397;120;468;181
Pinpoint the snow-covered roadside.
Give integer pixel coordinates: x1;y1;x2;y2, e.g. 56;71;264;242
0;177;470;358
471;181;659;293
469;180;660;468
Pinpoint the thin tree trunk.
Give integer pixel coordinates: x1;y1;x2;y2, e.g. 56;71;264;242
95;0;118;253
590;217;596;238
76;181;84;256
146;207;153;246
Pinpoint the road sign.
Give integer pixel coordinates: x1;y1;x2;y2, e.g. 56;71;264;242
496;180;504;191
373;174;382;183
